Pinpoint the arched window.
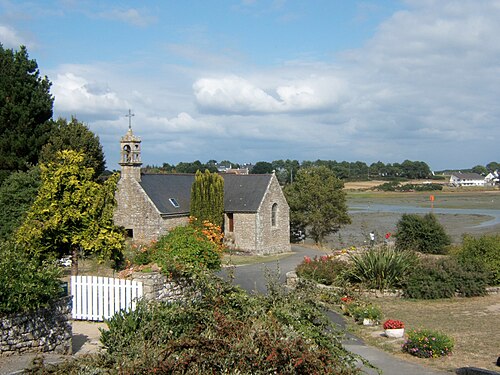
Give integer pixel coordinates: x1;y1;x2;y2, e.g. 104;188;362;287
122;144;131;162
271;203;278;227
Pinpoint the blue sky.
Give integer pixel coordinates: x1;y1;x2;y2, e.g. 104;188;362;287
1;0;499;171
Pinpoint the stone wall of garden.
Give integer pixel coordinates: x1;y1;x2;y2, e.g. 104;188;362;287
131;272;197;303
0;296;72;357
286;271;500;297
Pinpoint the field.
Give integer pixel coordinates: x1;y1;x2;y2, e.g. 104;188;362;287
309;190;500;249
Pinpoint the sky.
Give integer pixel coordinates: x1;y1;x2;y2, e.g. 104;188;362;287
1;0;499;171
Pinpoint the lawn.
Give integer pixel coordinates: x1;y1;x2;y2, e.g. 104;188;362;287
351;294;500;372
222;251;292;266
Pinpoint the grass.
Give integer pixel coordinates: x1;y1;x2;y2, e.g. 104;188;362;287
350;294;500;372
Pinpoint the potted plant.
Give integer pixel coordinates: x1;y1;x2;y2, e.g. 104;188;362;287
383;319;405;338
351;304;382;326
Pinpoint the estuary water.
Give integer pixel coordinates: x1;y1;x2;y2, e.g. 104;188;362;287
349;204;500;228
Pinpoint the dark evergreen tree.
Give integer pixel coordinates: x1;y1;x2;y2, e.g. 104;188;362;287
0;45;54;183
0;166;41;240
39;117;106;178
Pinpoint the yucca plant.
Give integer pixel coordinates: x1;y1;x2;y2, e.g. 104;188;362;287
348;246;418;290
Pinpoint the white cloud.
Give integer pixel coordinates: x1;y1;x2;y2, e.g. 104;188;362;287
52;72;127;117
0;25;30;48
193;74;346;114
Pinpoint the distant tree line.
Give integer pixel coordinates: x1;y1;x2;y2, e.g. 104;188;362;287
436;162;499;176
144;159;436;184
146;158;500;185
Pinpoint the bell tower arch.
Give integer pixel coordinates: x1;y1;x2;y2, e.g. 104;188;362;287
119;109;142;181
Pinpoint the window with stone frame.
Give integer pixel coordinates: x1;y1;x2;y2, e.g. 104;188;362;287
271;203;278;226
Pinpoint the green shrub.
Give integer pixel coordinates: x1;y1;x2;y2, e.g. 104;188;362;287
348;303;382;323
402;328;454;358
47;274;364;374
296;255;349;286
395;213;451;254
455;234;500;285
347;247;418;290
0;242;62;315
376;182;442;192
152;225;222;276
402;258;488;299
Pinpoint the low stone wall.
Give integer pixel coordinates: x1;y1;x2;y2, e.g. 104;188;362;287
0;296;72;357
131;272;196;303
286;271;500;297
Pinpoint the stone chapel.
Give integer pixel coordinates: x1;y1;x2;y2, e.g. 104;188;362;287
113;127;290;255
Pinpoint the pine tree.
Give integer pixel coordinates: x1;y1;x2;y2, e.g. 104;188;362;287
190;170;224;228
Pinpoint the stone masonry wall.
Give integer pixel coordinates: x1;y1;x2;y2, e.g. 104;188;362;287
225;175;290;255
131;272;197;303
256;175;290;255
0;297;72;357
228;212;257;254
114;176;188;243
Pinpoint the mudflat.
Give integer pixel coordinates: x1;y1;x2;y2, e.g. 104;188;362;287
311;190;500;249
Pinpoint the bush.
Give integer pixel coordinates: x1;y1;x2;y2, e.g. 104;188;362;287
455;234;500;285
376;182;442;192
402;329;454;358
402;258;488;299
45;274;364;374
0;242;62;315
348;303;382;323
151;224;223;276
296;255;349;286
395;213;451;254
347;247;418;290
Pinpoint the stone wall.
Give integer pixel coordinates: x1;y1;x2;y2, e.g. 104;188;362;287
131;272;197;303
114;176;188;243
256;175;290;255
286;272;500;297
0;297;72;357
225;175;290;255
227;212;257;254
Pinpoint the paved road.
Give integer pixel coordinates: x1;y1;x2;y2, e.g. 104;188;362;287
221;244;448;375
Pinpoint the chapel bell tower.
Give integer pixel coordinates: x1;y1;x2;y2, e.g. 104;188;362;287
119;110;142;181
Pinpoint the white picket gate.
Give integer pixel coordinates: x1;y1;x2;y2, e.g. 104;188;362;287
70;276;143;321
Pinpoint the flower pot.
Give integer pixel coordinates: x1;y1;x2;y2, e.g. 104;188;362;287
385;328;405;338
363;318;375;326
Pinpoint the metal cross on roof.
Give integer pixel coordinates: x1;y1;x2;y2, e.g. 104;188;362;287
125;109;135;130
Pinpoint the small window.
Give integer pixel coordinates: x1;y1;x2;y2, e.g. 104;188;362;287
169;198;180;208
227;213;234;232
271;203;278;226
125;228;133;238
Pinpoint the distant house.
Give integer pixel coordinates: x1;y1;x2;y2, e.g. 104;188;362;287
113;127;290;255
484;171;499;186
449;172;485;187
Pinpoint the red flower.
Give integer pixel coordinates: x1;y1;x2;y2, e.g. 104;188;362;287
304;256;311;264
383;319;404;329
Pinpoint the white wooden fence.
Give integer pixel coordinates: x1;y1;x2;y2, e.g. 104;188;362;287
71;276;143;321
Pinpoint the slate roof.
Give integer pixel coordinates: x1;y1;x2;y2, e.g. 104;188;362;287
450;172;484;180
223;174;271;212
140;174;194;215
139;173;272;216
